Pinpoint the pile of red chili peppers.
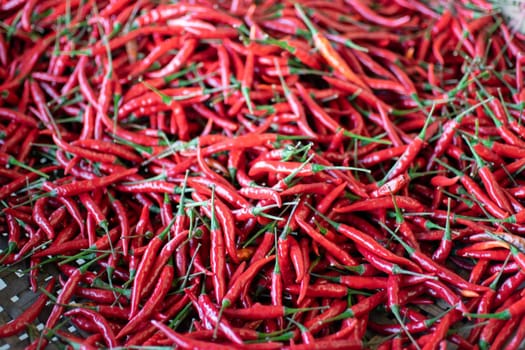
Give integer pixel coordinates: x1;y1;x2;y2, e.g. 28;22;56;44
1;0;525;349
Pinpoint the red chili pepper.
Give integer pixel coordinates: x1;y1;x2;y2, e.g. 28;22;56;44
50;168;137;197
0;278;55;337
152;320;235;350
468;141;513;214
369;308;451;335
116;180;180;195
64;308;117;348
249;160;354;179
0;33;6;66
32;197;55;239
79;193;108;240
45;269;82;335
295;4;369;92
430;175;460;187
124;294;189;346
240;186;282;208
492;270;525;308
3;213;20;259
117;261;174;338
0;108;39;128
356;246;407;276
423;311;460;350
312;153;369;198
313;181;346;214
71;139;142;163
323;291;387;329
323;215;423;275
274;61;317;138
77;56;101;111
481;99;525;149
431;198;453;263
360;145;408;167
438;159;509;220
76;286;127;305
222;255;275;309
188;177;250;209
199;293;244;344
147;38;198;79
198;133;306;156
383;113;433;182
109;196;130;256
14;208;66;261
271;254;285;329
138;232;188;301
488;314;521;350
293;238;309;303
193;103;238;131
207;188;227;302
477;306;510;348
469;288;525;321
129;218;175;318
128;36;182;77
285;236;304;284
286;282;348;298
296;217;358;266
335;195;425;213
506;314;525;350
249;231;275;264
424;279;467;312
33;239;89;258
370;174;410;198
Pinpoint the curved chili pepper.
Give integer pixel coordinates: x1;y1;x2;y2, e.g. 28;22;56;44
45;269;82;338
110;196;130;256
296;217;358;266
129;218;175;318
506;314;525;350
64;308;117;348
0;108;39;128
295;4;369;92
207;188;228;301
335;195;425;213
360;145;408;167
383;114;433;182
152;320;236;350
32;197;55;239
147;38;198;79
72;139;142;163
240;186;282;207
222;255;275;309
0;278;55;337
199;293;243;344
51;168;137;197
117;261;174;338
370;174;410;198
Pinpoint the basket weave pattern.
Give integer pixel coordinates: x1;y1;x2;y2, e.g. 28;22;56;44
0;239;61;349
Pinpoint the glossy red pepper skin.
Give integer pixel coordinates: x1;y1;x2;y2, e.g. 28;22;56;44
64;308;117;348
296;217;358;266
129;220;175;318
51;168;137;197
152;321;246;350
117;263;174;338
